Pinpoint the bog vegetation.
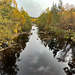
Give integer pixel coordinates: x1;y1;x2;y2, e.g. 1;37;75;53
37;0;75;41
0;0;32;47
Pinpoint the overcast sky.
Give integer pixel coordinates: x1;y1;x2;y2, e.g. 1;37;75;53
16;0;75;17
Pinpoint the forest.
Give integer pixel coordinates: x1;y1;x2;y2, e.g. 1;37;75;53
0;0;32;49
37;0;75;42
0;0;75;50
0;0;75;75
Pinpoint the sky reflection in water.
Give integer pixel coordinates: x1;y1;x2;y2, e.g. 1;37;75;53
0;25;75;75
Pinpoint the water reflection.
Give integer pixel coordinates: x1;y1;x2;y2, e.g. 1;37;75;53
0;25;75;75
39;32;75;75
0;34;29;75
16;26;66;75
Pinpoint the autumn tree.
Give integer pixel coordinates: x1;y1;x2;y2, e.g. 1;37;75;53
58;0;63;12
0;0;32;46
51;3;60;26
20;7;32;31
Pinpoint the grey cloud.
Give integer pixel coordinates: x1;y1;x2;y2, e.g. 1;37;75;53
38;66;50;72
30;57;38;64
16;0;43;17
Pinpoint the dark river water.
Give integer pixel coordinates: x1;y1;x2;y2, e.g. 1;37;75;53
0;24;75;75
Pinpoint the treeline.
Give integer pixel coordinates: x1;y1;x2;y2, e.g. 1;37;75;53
31;17;37;24
0;0;31;47
37;0;75;41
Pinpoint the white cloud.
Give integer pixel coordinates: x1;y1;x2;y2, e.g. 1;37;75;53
30;57;38;64
38;66;50;72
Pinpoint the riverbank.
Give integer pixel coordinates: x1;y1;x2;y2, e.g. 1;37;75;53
38;28;75;44
0;31;30;51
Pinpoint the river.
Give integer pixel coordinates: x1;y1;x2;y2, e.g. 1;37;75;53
0;24;75;75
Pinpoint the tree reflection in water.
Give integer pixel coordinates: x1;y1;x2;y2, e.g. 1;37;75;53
0;34;29;75
39;33;75;75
